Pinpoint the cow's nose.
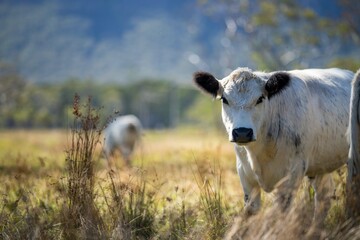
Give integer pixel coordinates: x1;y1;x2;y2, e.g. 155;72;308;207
231;128;254;143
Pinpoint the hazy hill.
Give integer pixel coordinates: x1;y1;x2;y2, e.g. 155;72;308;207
0;0;343;84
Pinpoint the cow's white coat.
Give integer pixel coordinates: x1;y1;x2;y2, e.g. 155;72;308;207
103;115;142;166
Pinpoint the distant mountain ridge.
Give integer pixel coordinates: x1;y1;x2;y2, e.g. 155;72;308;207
0;0;341;84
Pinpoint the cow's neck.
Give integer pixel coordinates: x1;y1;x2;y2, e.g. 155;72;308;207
244;139;286;192
245;136;277;161
244;140;275;177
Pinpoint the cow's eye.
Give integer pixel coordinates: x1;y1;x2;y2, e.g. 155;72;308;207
256;95;265;105
220;96;229;105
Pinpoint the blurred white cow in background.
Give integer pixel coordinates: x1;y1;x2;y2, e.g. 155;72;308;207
103;114;143;167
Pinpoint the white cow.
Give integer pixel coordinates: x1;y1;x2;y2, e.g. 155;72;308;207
103;115;142;167
347;69;360;187
194;67;353;220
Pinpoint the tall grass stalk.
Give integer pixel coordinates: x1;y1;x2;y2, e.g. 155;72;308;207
194;160;228;239
160;187;197;240
167;199;190;240
61;94;104;239
108;169;157;239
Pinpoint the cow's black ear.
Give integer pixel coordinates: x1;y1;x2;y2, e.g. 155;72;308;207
265;72;290;99
193;72;219;97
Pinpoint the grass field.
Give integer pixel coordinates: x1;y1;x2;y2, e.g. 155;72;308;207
0;127;357;239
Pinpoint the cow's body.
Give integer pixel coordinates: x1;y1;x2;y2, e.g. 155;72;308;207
194;67;354;219
103;115;142;166
347;69;360;210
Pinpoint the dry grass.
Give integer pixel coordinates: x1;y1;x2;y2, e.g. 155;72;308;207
0;99;359;239
60;94;105;239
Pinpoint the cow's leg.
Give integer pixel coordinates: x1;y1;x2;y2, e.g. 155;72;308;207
305;173;334;238
120;146;132;167
123;155;131;167
104;146;115;170
239;165;261;215
236;148;261;215
277;158;305;211
309;173;334;224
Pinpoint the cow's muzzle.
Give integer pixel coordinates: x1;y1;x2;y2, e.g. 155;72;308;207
231;127;254;144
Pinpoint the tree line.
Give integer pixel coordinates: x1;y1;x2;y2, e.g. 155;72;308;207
0;63;222;129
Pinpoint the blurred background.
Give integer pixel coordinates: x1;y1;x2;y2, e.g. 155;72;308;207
1;0;360;129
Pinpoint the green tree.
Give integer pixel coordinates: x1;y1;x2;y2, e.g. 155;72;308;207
328;0;360;71
185;94;222;128
0;62;27;127
198;0;360;71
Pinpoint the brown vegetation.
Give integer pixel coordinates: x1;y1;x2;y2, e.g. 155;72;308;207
0;95;360;239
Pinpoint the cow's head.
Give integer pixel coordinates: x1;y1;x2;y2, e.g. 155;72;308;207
193;68;290;145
